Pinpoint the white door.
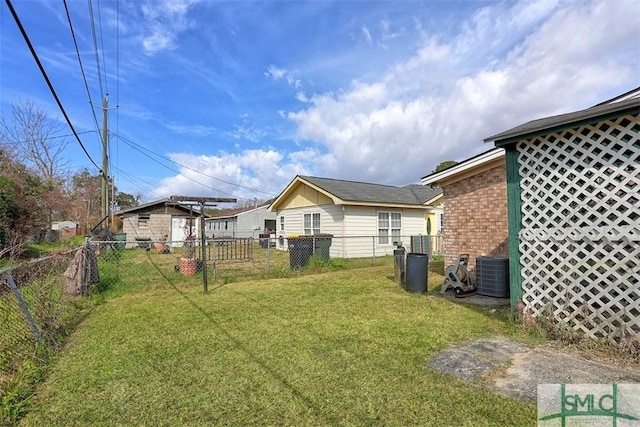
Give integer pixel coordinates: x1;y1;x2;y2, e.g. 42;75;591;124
170;217;191;247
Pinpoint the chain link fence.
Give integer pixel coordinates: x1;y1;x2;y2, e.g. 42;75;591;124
89;234;443;289
1;233;442;423
1;249;82;422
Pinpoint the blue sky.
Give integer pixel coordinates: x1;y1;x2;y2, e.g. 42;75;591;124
1;0;639;206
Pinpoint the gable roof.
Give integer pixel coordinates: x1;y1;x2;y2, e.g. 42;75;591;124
485;88;640;146
269;175;442;211
421;148;505;186
115;198;206;217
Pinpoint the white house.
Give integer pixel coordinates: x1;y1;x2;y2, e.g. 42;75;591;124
205;204;277;239
268;175;442;258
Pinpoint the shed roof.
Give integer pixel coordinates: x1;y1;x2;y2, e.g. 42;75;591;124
269;175;442;211
207;203;271;220
485;88;640;145
115;198;206;216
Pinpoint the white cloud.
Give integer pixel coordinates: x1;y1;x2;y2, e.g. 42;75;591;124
265;65;301;88
361;27;372;44
229;125;265;143
165;123;218;137
378;19;401;48
286;0;640;185
265;65;287;80
139;0;199;55
151;149;309;202
142;0;639;202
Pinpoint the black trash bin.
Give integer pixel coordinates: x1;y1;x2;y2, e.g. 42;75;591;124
289;235;314;269
405;253;428;293
313;234;333;261
394;247;406;286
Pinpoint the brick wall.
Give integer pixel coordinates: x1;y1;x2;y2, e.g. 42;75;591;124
442;164;508;274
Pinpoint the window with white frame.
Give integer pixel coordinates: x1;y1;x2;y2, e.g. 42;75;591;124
303;213;321;234
280;216;285;232
378;212;401;244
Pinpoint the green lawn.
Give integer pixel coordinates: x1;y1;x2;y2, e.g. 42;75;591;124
18;263;536;426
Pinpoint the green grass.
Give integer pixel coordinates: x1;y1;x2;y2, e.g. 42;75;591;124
22;236;85;258
17;261;536;426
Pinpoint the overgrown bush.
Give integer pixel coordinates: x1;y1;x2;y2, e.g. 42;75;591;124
515;300;640;363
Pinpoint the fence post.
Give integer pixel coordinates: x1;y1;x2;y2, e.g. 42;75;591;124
372;236;376;263
81;243;90;297
266;238;271;273
5;274;43;343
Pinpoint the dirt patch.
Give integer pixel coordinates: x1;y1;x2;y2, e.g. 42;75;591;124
428;337;640;404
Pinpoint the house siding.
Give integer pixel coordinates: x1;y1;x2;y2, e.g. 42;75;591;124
206;207;276;239
442;164;508;273
277;204;428;258
342;206;426;258
122;212;172;243
279;185;333;209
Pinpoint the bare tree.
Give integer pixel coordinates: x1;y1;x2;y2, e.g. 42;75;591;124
1;99;70;182
0;99;71;240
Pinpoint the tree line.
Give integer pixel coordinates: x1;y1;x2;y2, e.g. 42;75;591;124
0;99;139;259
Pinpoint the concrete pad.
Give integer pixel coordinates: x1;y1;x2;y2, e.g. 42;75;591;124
437;291;510;307
492;346;640;403
428;337;525;382
428;337;640;404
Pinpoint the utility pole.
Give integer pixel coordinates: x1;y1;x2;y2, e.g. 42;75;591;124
101;95;109;229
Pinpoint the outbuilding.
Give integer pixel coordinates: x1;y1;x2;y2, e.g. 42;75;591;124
485;88;639;340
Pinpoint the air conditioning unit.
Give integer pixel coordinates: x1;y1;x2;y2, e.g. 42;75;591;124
476;256;510;298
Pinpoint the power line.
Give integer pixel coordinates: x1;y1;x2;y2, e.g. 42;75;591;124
4;0;103;174
63;0;102;147
96;0;108;95
87;0;104;99
114;0;120;193
7;130;96;144
112;132;277;198
114;166;165;200
112;132;238;198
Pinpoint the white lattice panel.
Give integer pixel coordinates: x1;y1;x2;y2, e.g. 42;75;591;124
517;113;640;340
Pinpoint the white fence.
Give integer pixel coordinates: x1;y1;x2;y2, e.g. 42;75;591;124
517;113;639;341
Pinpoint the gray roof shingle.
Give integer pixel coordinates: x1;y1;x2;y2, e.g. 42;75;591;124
484;92;640;145
300;176;441;205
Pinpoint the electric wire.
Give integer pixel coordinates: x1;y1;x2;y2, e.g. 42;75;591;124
4;0;103;174
96;0;108;95
114;0;120;198
112;132;238;198
112;132;277;198
114;166;165;201
9;130;96;144
63;0;102;148
94;0;113;195
87;0;104;99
